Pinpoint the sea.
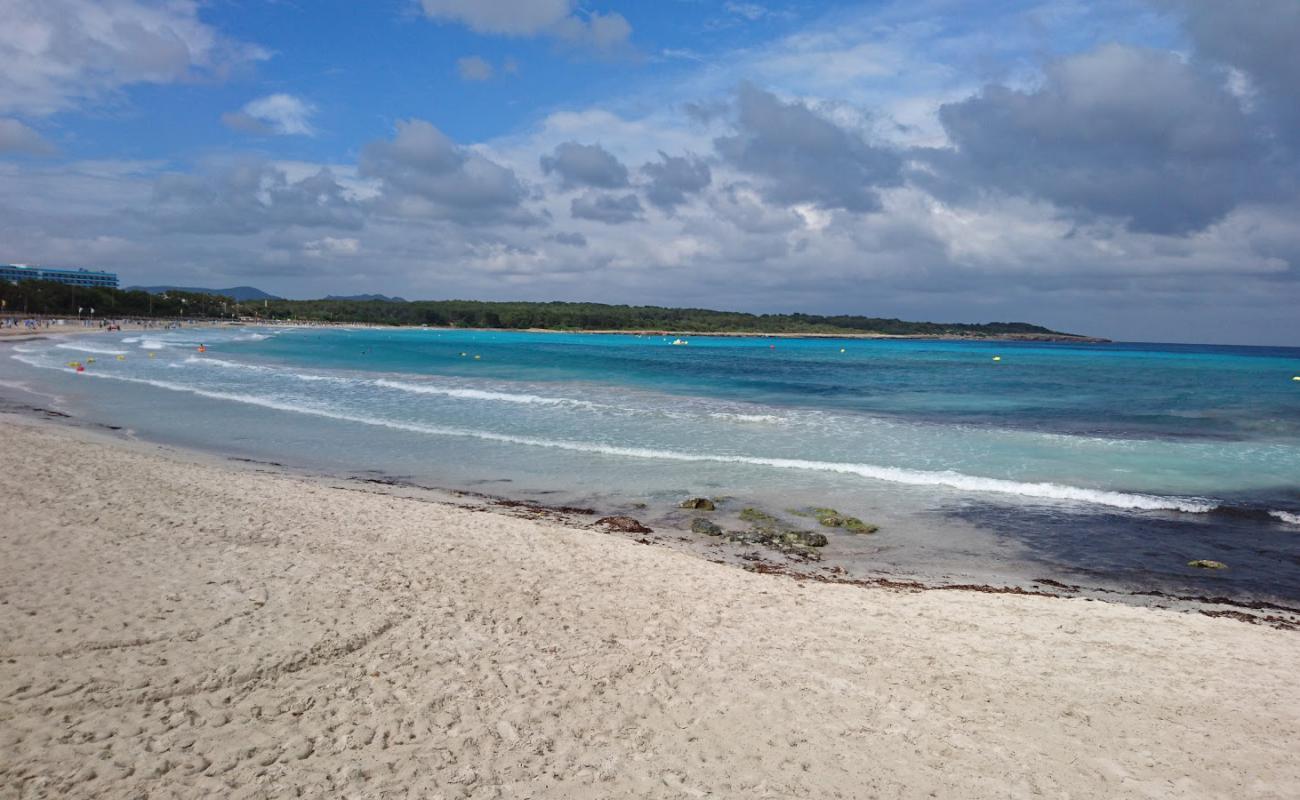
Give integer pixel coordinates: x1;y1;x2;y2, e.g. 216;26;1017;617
5;326;1299;604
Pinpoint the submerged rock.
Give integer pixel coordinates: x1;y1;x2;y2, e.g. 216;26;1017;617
679;497;717;511
811;508;843;527
691;518;723;536
597;516;652;534
739;507;778;525
780;530;828;547
807;507;879;534
842;518;879;534
1188;559;1228;570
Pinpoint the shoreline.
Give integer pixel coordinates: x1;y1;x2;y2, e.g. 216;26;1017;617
2;411;1298;797
3;398;1297;629
235;319;1109;342
0;318;227;341
2;326;1295;623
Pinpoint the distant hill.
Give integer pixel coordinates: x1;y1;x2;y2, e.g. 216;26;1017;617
323;294;408;303
130;285;281;302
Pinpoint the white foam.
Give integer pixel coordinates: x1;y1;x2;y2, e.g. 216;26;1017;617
292;372;350;383
374;379;598;408
1270;510;1300;526
233;333;269;341
709;412;784;424
69;369;1221;514
185;355;270;371
55;342;128;356
139;339;168;350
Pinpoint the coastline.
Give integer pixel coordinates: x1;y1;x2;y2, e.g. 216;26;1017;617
238;320;1109;342
0;315;1105;342
3;330;1295;620
0;319;226;341
2;412;1299;797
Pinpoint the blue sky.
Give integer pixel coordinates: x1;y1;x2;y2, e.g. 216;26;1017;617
1;0;1298;344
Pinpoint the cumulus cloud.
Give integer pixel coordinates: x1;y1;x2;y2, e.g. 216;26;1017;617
1156;0;1300;146
303;236;360;257
927;44;1265;235
714;84;903;213
359;119;534;225
0;0;268;116
0;118;55;155
571;191;643;224
419;0;631;52
550;11;633;53
1;0;1297;343
222;94;316;136
149;161;363;234
548;231;587;247
540;141;629;189
419;0;572;36
642;151;711;210
456;56;494;81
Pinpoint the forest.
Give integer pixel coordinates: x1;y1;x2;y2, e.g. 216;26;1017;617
0;280;1074;337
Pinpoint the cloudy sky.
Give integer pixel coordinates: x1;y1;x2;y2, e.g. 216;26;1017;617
1;0;1298;344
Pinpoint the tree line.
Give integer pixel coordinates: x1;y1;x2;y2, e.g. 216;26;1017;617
0;280;235;318
0;279;1070;337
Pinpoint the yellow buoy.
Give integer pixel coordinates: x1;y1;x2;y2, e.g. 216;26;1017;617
474;355;481;360
116;354;126;361
149;352;156;358
992;356;1001;361
86;357;96;363
1293;376;1300;381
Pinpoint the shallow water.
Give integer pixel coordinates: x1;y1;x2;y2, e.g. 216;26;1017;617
6;326;1300;601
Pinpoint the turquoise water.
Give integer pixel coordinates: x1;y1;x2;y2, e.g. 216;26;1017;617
7;326;1300;599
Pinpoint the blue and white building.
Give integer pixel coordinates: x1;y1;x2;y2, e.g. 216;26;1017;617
1;264;119;289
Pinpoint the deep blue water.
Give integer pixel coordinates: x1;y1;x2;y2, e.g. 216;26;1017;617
6;326;1300;601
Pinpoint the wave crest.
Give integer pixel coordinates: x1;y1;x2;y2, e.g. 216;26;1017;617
67;369;1220;514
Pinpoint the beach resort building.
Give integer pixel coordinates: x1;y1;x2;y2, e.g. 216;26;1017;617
0;264;119;289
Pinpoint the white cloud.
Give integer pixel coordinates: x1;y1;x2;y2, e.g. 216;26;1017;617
0;0;268;116
456;55;494;81
418;0;631;52
0;0;1297;343
222;94;317;136
726;3;770;22
419;0;573;36
0;118;55;155
304;237;360;257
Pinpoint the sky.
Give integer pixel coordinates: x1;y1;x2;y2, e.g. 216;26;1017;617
1;0;1298;344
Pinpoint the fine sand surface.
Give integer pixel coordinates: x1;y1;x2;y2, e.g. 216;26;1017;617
1;417;1298;799
0;320;219;341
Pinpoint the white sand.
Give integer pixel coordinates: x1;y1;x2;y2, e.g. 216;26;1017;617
1;415;1297;799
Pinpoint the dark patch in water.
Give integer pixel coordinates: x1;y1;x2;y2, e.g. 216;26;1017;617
943;501;1300;604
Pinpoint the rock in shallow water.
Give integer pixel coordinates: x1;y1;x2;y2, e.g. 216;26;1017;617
691;518;723;536
596;516;653;534
679;497;716;511
784;530;828;547
811;507;878;534
1188;559;1228;570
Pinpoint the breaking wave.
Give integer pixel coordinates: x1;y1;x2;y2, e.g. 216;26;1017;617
67;368;1221;514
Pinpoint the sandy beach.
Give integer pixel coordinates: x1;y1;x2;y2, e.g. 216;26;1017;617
0;320;220;341
1;415;1298;799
